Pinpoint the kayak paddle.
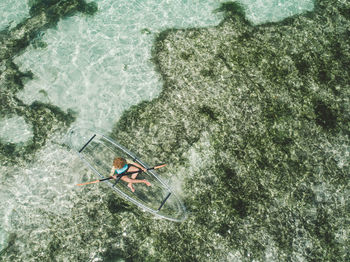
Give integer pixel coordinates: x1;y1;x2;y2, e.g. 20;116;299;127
76;164;166;186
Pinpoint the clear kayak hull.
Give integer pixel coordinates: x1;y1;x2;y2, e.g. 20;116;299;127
67;127;187;222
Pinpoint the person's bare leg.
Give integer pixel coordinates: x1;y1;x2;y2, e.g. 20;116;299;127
127;183;135;192
121;176;151;192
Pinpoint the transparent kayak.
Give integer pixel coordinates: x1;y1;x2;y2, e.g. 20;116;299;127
67;127;187;222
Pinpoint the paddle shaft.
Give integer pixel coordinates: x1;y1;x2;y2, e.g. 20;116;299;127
76;164;166;186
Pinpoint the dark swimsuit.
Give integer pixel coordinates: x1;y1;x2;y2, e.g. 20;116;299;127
114;163;140;176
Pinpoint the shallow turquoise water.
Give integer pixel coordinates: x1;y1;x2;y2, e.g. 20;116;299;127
0;0;328;261
4;0;313;134
14;0;235;132
0;1;28;31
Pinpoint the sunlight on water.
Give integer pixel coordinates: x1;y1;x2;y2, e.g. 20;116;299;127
15;0;231;132
0;116;33;144
1;0;317;259
0;0;28;31
241;0;314;24
13;0;313;131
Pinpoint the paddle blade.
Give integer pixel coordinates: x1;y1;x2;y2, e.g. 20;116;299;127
153;164;166;170
76;180;100;186
76;176;113;186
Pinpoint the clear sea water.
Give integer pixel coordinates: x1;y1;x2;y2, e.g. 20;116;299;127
0;0;316;260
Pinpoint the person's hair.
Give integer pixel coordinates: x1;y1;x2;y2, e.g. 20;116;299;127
113;157;127;169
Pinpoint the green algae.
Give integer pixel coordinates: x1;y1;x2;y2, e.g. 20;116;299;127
0;234;16;259
141;28;152;35
214;2;252;27
104;0;350;261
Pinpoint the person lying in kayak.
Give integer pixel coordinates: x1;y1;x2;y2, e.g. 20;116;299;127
110;157;151;192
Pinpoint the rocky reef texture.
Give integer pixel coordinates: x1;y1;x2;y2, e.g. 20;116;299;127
0;0;97;164
106;0;349;261
1;0;349;261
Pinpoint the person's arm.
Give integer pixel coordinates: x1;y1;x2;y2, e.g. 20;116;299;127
109;166;116;178
126;160;146;172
